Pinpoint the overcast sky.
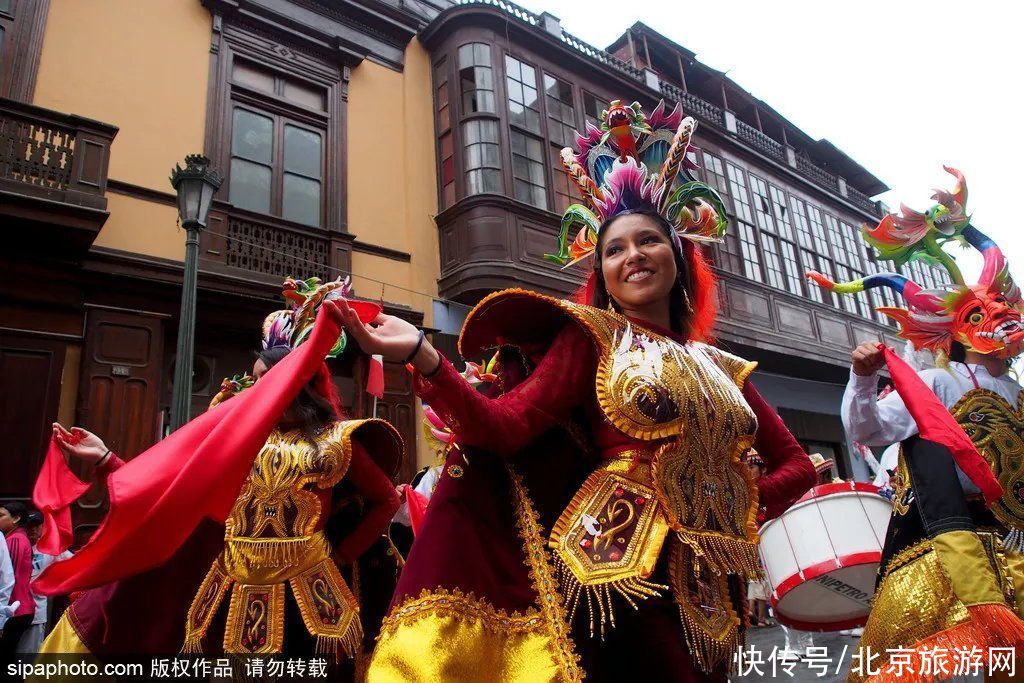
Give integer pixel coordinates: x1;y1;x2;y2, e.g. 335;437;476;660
513;0;1023;286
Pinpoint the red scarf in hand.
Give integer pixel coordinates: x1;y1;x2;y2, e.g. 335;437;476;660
881;344;1003;505
34;436;93;556
33;303;344;595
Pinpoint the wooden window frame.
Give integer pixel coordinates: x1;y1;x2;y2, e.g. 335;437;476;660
0;0;49;102
204;21;349;234
228;103;326;227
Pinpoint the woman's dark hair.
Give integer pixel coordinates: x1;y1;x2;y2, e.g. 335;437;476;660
257;346;339;444
0;500;27;528
591;208;695;338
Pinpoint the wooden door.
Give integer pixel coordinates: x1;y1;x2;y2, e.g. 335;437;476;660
0;333;64;500
74;308;164;543
371;360;417;484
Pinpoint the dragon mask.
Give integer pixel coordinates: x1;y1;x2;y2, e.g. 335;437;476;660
807;167;1022;360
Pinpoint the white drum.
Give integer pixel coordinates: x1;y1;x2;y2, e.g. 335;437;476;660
758;481;891;631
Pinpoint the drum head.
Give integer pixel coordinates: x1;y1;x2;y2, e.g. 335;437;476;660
773;560;878;631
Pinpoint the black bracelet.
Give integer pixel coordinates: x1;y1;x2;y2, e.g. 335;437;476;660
422;351;444;379
403;329;426;364
97;449;112;468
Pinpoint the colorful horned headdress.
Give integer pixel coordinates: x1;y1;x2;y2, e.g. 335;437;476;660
807;168;1023;360
545;99;728;267
262;276;382;357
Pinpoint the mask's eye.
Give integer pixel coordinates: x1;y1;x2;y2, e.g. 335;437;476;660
968;312;985;325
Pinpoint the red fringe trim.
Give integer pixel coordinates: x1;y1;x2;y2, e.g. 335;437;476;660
863;604;1024;683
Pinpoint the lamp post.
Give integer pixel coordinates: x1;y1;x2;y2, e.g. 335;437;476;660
169;154;222;431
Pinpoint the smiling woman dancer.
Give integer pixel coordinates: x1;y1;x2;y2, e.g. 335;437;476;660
349;100;815;682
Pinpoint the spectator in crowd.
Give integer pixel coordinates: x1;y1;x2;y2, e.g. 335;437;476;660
0;525;16;636
743;453;772;627
0;501;33;655
17;511;72;654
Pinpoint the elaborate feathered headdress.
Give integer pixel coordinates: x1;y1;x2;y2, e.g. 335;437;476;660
545;99;728;267
262;276;382;357
807;168;1023;360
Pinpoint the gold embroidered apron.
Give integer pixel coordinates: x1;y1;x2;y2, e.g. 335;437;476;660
547;304;760;672
183;420;368;656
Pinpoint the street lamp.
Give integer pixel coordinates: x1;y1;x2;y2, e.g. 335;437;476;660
169;154;222;431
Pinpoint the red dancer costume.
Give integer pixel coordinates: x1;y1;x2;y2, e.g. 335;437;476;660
35;278;403;660
369;100;815;682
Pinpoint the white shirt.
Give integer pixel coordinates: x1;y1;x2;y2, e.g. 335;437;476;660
842;362;1023;495
0;531;15;629
873;443;901;489
392;465;443;527
30;549;72;625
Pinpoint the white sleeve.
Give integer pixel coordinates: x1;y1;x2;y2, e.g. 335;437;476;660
841;369;920;446
0;533;13;628
413;466;442;501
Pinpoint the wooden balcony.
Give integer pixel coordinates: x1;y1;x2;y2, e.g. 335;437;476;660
435;193;898;376
0;97;118;255
199;204;355;286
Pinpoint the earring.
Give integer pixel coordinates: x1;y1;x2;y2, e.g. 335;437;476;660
683;289;693;313
607;299;616;313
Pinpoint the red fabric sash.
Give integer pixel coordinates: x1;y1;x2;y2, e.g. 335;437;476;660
34;437;92;556
397;484;428;536
881;344;1003;505
33;305;343;595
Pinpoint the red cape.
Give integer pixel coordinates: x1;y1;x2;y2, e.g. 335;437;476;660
34;304;344;595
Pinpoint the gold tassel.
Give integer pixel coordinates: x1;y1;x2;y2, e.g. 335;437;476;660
676;603;741;674
679;529;762;580
181;635;203;654
553;554;669;638
313;616;363;663
226;537;313;567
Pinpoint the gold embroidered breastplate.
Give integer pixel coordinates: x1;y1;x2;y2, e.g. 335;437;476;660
952;388;1024;549
183;420;367;656
547;304;760;671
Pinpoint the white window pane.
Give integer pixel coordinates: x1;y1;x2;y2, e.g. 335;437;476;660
232;109;273;164
229;158;271;214
282;174;321;227
284;125;322;179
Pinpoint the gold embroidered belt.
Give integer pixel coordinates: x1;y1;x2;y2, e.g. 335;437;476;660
549;449;754;673
182;531;362;656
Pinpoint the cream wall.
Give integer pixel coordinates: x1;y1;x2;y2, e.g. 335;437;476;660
347;41;440;470
347;41;440;323
33;0;212;262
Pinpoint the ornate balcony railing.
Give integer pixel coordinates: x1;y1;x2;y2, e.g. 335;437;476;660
0;98;117;211
200;206;336;282
846;185;878;214
795;155;839;192
736;120;785;161
452;0;879;215
659;82;725;127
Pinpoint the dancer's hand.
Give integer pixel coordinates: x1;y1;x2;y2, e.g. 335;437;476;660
336;300;440;373
851;342;885;376
52;423;109;464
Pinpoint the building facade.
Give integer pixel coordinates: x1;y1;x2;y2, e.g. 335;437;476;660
0;0;444;542
419;4;951;479
1;0;943;529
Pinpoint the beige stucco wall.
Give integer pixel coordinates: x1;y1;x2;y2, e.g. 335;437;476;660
32;0;211;262
347;41;440;323
347;42;440;469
